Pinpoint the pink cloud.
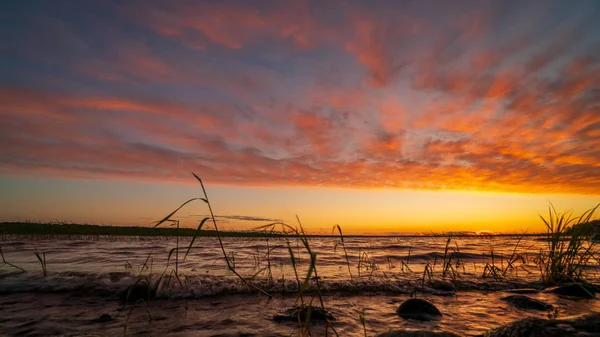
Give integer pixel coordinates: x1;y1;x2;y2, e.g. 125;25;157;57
2;1;600;195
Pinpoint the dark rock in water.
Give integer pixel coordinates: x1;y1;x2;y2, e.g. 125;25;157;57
273;305;334;322
108;272;127;282
396;298;442;321
506;288;540;294
377;330;460;337
428;279;456;292
485;312;600;337
91;313;114;323
500;295;553;311
120;283;154;303
545;283;595;299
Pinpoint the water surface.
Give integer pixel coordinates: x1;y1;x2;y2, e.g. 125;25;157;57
1;236;598;336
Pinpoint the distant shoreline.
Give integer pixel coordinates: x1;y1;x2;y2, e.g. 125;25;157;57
0;222;546;238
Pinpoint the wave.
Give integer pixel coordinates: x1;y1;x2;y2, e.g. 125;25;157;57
388;251;492;261
0;270;540;300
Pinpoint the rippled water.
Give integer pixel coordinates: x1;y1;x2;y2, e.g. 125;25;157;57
1;235;599;336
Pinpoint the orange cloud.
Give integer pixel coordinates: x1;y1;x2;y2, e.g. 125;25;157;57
2;1;600;196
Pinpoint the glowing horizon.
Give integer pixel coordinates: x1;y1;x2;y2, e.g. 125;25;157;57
1;176;598;234
1;1;599;233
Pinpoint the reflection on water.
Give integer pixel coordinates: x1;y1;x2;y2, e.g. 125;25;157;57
0;236;598;335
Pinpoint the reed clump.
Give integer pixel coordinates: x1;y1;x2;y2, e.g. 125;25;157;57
537;203;600;285
258;217;338;337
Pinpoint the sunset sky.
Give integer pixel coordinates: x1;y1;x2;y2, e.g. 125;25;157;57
1;0;599;234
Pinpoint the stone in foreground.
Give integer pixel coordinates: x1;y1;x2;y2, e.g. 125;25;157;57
396;298;442;321
91;313;114;323
377;330;460;337
485;312;600;337
545;283;595;299
500;295;553;311
119;282;155;304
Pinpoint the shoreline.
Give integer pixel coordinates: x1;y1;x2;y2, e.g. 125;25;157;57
0;222;547;238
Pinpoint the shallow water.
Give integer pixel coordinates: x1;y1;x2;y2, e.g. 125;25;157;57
1;236;599;336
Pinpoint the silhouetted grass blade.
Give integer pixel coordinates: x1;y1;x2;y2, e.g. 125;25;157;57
183;217;210;261
154;198;208;228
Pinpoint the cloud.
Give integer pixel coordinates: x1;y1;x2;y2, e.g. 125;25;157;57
217;215;281;222
1;0;600;194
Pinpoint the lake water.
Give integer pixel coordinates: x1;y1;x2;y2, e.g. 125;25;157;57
1;235;599;336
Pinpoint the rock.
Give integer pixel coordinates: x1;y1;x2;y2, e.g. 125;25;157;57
506;288;540;294
377;330;460;337
91;313;114;323
396;298;442;321
485;312;600;337
428;279;456;292
545;283;595;299
273;305;334;322
120;282;154;303
108;272;127;282
500;295;553;311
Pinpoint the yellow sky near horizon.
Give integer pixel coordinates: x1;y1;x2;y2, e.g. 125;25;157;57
1;177;599;234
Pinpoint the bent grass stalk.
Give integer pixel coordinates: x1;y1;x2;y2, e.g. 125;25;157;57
154;173;270;297
0;245;25;273
333;224;353;280
359;309;367;337
33;251;47;277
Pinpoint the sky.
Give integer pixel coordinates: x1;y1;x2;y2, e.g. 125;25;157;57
1;0;599;234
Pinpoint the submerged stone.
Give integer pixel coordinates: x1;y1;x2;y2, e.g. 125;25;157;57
485;312;600;337
545;283;595;299
500;295;553;311
91;313;114;323
119;283;154;303
272;305;334;322
396;298;442;321
428;279;456;292
506;288;540;294
377;330;460;337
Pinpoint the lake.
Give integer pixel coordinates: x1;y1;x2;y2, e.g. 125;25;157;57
1;235;599;336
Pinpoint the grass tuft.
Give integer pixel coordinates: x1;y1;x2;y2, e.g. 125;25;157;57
537;202;600;285
33;250;47;277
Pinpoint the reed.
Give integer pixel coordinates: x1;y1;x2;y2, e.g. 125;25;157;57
0;245;25;273
438;237;463;281
421;261;434;290
154;172;271;297
356;246;381;278
401;246;412;272
257;217;338;337
333;224;353;280
120;251;156;333
285;239;304;306
33;251;47;277
482;243;508;281
537;202;600;285
359;309;367;337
